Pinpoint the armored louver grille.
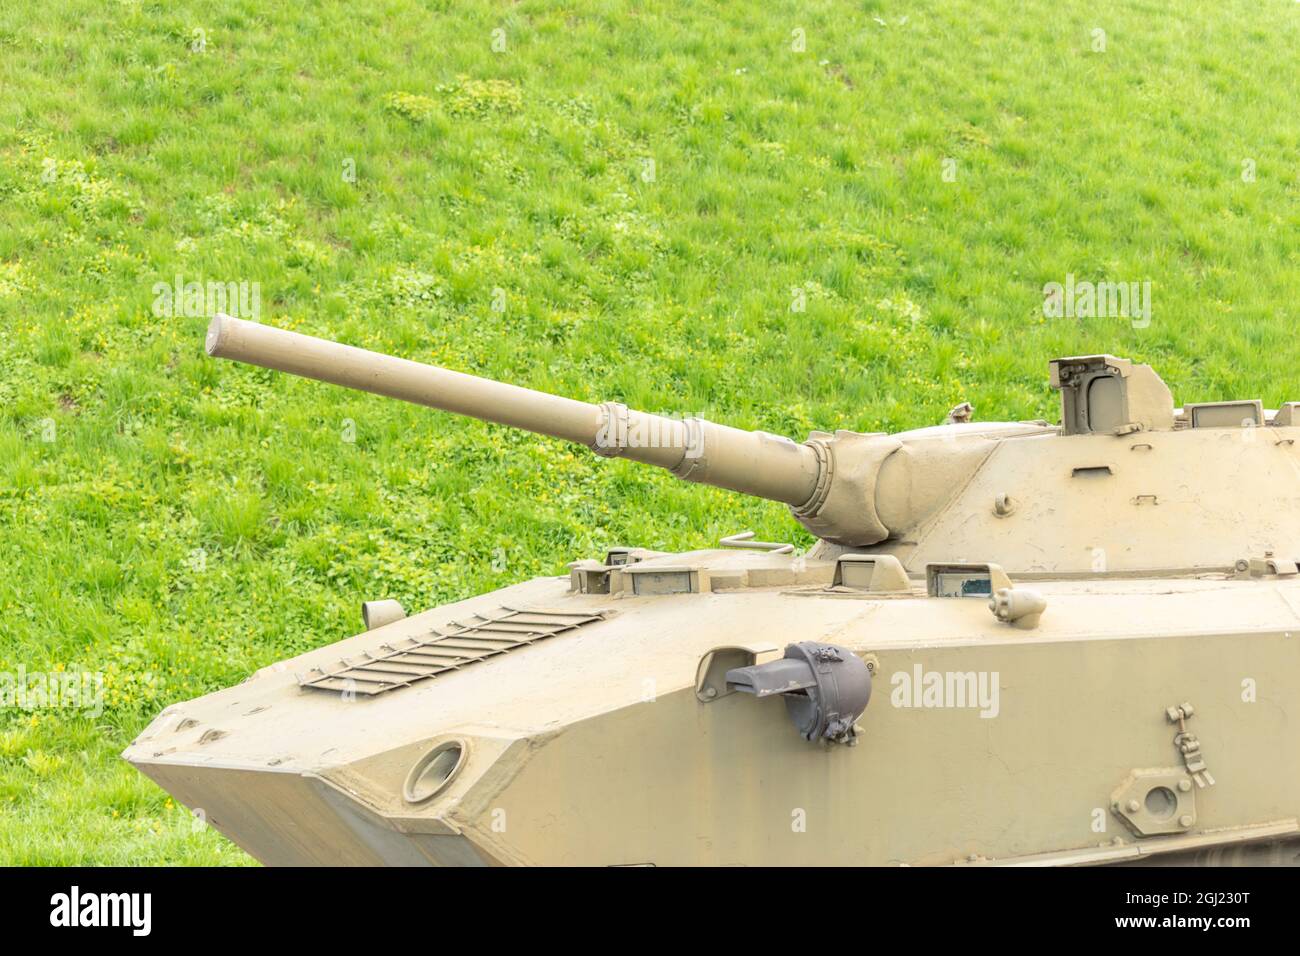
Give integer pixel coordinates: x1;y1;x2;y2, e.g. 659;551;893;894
297;606;608;696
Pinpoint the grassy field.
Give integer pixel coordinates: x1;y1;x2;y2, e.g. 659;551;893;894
1;0;1297;864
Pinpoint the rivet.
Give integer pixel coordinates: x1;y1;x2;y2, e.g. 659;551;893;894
1127;800;1141;813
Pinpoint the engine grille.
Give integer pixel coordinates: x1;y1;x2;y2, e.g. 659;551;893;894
297;606;609;696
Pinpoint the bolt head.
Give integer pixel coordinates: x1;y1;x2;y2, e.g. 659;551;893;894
1179;814;1193;828
1178;779;1192;792
1127;800;1141;813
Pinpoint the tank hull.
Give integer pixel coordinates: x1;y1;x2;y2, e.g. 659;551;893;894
125;553;1300;866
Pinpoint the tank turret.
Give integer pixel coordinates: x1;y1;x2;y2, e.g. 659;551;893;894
206;316;1300;573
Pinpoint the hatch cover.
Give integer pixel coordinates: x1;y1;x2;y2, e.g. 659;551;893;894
297;606;609;696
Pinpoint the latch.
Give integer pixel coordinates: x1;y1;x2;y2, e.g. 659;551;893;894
1234;551;1298;579
1166;702;1215;788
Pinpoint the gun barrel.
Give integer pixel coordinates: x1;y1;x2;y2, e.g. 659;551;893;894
205;315;823;508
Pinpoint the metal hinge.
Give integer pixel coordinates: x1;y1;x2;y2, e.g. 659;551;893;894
1166;702;1215;788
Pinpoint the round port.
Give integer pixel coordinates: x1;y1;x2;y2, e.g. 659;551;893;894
403;740;469;804
1144;785;1178;820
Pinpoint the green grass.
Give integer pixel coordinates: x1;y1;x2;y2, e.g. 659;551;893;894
1;0;1297;864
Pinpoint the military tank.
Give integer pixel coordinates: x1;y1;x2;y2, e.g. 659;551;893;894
124;314;1300;866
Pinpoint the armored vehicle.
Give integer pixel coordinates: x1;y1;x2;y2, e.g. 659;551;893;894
124;314;1300;866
